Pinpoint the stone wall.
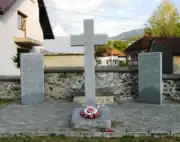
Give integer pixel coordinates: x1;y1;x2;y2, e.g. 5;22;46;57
163;80;180;103
0;72;138;103
0;71;180;103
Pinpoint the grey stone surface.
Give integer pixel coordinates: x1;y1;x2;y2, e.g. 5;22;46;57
138;52;163;104
0;100;179;133
73;88;114;104
71;106;111;129
20;53;44;105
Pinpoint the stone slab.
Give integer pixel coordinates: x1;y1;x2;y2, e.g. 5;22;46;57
73;96;114;104
73;88;114;96
138;52;163;104
20;53;44;105
71;106;111;129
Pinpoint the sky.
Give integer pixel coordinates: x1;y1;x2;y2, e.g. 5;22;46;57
44;0;180;37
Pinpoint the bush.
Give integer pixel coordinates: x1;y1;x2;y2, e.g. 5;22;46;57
95;45;111;57
118;61;129;67
12;53;20;68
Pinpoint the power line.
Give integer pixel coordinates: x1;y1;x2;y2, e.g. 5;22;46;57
39;4;141;20
37;4;146;36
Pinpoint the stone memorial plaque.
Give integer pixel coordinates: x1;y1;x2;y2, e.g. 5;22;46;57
138;52;163;104
20;53;44;105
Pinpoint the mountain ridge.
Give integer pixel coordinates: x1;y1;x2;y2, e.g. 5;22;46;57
109;28;144;40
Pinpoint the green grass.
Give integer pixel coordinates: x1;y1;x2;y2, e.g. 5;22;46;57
0;136;179;142
0;99;18;109
111;120;124;128
0;100;9;109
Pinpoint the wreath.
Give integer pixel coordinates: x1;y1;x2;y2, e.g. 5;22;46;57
80;106;101;119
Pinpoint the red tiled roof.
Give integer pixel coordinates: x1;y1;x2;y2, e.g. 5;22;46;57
111;48;125;56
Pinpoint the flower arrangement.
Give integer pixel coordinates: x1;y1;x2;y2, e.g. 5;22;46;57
80;106;101;119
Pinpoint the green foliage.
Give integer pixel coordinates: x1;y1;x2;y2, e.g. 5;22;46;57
108;40;113;46
108;40;128;51
0;100;8;109
0;136;179;142
144;0;180;37
12;53;20;68
112;40;128;51
118;60;130;67
127;36;144;45
128;36;141;42
95;45;111;57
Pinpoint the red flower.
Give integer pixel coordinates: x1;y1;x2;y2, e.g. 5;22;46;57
80;111;84;115
94;113;99;117
105;129;114;132
84;114;88;117
87;107;95;113
96;112;100;116
89;114;93;118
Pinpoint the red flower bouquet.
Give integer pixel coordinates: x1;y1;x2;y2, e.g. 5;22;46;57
80;106;101;119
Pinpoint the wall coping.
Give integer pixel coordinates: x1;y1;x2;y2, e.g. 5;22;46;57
44;67;138;73
0;67;180;81
163;74;180;80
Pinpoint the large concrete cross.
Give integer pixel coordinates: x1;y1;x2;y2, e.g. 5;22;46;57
70;19;108;107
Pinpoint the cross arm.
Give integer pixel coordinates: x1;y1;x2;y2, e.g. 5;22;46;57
70;35;84;46
93;34;108;45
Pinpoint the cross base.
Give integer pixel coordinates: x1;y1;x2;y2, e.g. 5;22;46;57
71;106;111;129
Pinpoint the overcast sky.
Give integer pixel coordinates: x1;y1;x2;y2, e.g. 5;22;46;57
43;0;180;37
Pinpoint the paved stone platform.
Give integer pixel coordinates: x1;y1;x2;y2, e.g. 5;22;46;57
71;106;111;129
0;100;180;133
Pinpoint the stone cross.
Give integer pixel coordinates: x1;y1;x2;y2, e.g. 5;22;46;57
70;19;108;107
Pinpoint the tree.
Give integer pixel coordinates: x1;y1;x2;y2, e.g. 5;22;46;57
144;0;180;37
108;40;113;47
95;45;111;57
113;40;128;51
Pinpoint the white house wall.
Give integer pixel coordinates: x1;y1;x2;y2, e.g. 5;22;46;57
0;0;43;75
45;36;84;53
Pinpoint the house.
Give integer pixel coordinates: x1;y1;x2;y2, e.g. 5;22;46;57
124;36;180;74
0;0;54;75
97;48;126;66
43;36;84;67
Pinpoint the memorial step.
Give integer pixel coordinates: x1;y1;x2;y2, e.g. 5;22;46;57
72;88;114;104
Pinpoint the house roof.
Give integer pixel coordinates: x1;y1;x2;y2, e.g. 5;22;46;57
124;36;154;53
124;36;180;54
152;38;180;53
40;49;84;56
40;49;52;54
0;0;14;14
111;48;125;57
37;0;54;39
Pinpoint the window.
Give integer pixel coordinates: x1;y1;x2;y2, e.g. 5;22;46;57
106;60;109;65
17;11;27;32
96;60;101;65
